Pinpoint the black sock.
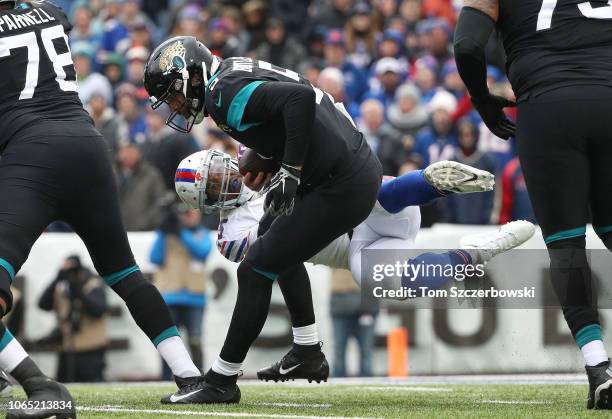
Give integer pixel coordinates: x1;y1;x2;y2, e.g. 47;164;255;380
277;264;315;328
292;342;321;358
219;260;273;363
205;368;238;386
11;358;46;393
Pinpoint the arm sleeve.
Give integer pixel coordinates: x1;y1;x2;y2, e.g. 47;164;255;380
149;231;166;266
243;82;316;167
453;7;496;100
179;228;213;261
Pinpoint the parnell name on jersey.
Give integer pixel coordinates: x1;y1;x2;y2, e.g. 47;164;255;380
0;5;55;33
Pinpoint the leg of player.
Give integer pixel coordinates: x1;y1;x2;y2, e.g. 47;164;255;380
56;132;202;401
515;88;612;409
257;265;329;383
377;161;494;214
365;221;535;294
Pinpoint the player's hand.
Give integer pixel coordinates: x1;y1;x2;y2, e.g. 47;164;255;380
244;171;272;192
264;164;301;216
471;94;516;140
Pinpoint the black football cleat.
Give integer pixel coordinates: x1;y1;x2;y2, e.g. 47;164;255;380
586;359;612;409
257;344;329;383
161;373;240;404
6;376;76;419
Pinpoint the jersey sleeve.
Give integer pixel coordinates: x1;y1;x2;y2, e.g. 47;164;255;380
216;199;264;263
40;0;72;33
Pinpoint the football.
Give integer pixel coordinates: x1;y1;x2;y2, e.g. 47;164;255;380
238;148;280;176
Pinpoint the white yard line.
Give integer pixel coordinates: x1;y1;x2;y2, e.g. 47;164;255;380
254;402;332;408
360;386;452;392
78;406;376;419
480;400;551;405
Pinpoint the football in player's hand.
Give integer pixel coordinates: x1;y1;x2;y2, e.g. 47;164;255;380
238;148;280;176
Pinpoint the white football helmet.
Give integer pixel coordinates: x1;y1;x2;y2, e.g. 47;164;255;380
175;150;251;214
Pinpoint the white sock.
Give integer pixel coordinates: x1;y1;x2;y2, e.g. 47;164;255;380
212;356;242;376
293;323;319;346
157;336;200;378
582;340;609;366
0;334;28;373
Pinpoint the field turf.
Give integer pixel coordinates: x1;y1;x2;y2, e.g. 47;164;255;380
1;379;601;418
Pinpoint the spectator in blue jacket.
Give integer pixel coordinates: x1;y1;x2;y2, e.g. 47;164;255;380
151;205;212;379
415;90;458;167
324;30;370;107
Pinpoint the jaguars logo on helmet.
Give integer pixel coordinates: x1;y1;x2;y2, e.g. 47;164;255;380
144;36;221;133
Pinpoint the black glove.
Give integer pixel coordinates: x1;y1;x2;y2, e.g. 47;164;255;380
471;94;516;140
264;163;301;216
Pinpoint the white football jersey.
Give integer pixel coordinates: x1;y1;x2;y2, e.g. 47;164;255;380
216;195;421;276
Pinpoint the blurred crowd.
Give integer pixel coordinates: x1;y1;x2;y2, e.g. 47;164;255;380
52;0;536;229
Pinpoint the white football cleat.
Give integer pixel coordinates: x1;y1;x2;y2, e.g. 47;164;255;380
460;220;536;264
424;160;495;193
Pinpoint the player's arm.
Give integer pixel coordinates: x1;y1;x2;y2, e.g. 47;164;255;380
242;82;316;216
454;0;516;140
243;82;315;169
216;211;260;263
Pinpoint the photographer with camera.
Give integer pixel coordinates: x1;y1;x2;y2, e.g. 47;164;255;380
38;255;108;382
150;203;212;379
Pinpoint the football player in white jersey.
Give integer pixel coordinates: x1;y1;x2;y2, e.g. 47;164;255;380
175;149;535;382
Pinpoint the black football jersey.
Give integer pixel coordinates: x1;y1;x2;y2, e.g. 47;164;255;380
0;0;90;149
498;0;612;100
204;57;365;186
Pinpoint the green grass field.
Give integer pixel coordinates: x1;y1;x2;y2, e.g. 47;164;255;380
0;379;604;418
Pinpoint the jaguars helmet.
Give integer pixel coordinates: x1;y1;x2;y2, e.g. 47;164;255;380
144;36;221;133
175;150;252;214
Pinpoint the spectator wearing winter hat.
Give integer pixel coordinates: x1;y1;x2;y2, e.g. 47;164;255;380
365;57;404;113
415;90;458;167
387;83;429;139
172;4;206;39
443;118;496;225
73;43;113;106
254;18;307;70
209;18;241;58
413;55;438;102
115;83;147;145
324;30;370;108
358;99;405;176
100;53;126;93
125;46;149;89
344;1;378;70
116;15;154;56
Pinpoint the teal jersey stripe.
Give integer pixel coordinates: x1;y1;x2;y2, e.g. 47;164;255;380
227;81;265;132
103;265;140;286
253;267;279;281
545;227;586;244
576;324;602;348
594;225;612;236
0;329;14;352
153;326;180;347
0;259;15;281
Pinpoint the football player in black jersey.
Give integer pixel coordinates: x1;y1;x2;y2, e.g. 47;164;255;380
0;2;206;417
454;0;612;410
144;36;382;403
